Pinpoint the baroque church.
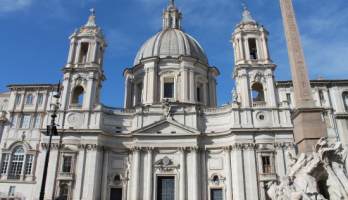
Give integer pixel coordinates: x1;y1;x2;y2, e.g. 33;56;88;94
0;1;348;200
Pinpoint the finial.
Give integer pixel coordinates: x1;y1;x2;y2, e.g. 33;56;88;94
167;0;175;9
90;8;96;16
241;1;255;23
85;8;97;27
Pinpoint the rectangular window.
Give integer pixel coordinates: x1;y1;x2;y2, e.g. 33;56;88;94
37;94;44;105
197;87;202;102
286;93;292;105
164;80;174;98
0;154;10;174
248;38;258;59
79;42;89;63
211;189;223;200
157;176;175;200
25;94;34;105
11;115;18;128
34;114;42;129
8;154;24;179
110;188;123;200
62;156;72;173
15;94;21;105
319;90;325;105
24;155;33;175
262;156;272;174
8;186;15;197
136;82;143;105
20;114;31;129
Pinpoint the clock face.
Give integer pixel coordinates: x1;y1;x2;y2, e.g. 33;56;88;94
67;113;84;128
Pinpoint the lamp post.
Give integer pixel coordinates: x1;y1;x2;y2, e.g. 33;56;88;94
39;83;61;200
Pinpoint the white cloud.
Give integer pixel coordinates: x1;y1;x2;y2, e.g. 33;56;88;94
0;0;32;13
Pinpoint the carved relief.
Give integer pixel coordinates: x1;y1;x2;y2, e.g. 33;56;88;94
67;113;84;128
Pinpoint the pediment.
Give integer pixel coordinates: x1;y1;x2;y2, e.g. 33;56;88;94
132;119;200;135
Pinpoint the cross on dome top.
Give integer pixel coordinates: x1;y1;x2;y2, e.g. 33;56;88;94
85;8;97;27
163;0;182;29
241;3;256;23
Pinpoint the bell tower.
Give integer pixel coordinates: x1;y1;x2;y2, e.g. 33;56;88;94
60;9;106;111
232;6;277;109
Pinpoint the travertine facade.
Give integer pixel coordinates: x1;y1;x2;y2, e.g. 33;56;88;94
0;1;347;200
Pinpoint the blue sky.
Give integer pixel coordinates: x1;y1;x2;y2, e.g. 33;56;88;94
0;0;347;107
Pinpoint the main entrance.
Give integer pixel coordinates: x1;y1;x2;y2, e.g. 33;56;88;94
157;176;175;200
110;188;122;200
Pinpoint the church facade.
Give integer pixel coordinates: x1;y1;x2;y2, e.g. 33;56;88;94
0;1;347;200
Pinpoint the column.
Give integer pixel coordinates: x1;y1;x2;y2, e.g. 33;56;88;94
74;42;82;64
203;83;208;105
201;150;208;200
143;68;149;103
146;148;153;200
224;147;233;200
238;37;245;61
261;33;270;62
92;42;98;63
67;40;76;64
231;144;245;200
124;76;131;108
131;148;140;200
189;70;195;102
182;69;189;102
243;144;258;200
179;148;186;200
191;148;199;200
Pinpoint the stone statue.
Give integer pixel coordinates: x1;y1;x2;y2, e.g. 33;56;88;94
268;137;348;200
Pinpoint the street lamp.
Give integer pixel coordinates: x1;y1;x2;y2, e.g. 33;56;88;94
39;83;61;200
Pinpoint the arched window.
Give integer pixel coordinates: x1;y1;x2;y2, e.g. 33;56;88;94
342;92;348;111
59;183;69;200
25;94;34;105
0;145;35;180
71;86;84;106
8;146;25;179
251;82;265;102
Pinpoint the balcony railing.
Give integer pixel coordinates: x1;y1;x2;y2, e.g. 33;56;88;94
252;101;266;107
57;172;75;180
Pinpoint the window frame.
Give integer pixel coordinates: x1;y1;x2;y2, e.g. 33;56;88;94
15;94;21;105
342;91;348;111
248;38;258;60
19;114;32;129
257;151;275;175
163;79;175;99
37;93;44;105
25;94;34;105
0;145;36;181
251;82;265;103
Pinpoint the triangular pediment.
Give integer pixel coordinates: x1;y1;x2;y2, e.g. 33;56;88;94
132;119;200;135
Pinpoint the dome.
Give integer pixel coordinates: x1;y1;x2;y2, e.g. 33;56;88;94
134;29;208;65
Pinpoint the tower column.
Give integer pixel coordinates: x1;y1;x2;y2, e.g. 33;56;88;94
74;42;82;64
131;148;140;200
181;68;189;102
189;70;195;102
280;0;326;153
224;147;233;200
190;147;199;200
179;148;186;200
145;148;153;200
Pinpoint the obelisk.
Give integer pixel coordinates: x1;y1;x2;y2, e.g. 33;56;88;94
279;0;326;153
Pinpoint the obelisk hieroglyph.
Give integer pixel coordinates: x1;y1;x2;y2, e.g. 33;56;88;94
279;0;326;153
